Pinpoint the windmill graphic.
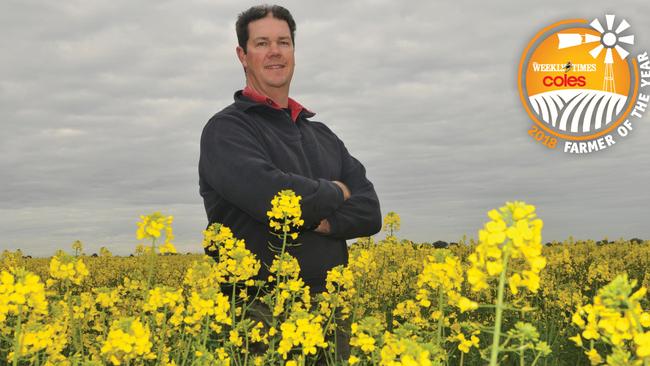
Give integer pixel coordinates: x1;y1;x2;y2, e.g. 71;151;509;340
524;14;637;134
557;14;635;93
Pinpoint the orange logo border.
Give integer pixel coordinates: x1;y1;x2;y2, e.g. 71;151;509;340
518;19;640;141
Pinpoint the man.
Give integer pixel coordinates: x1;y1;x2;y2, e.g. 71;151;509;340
199;4;381;295
199;4;381;361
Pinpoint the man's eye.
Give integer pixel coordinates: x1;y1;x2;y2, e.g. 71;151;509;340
280;41;291;46
256;41;268;47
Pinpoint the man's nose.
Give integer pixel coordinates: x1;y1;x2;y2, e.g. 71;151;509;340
268;42;281;56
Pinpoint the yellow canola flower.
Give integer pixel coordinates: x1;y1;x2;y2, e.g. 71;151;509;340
269;252;301;279
143;286;183;312
203;223;235;253
413;255;478;315
571;274;650;363
0;268;48;322
159;242;177;254
634;331;650;358
216;240;260;284
319;265;356;320
277;311;328;359
572;311;586;328
453;294;479;313
485;260;503;276
183;256;227;292
352;331;376;353
383;211;401;236
202;223;261;284
467;201;545;296
379;332;434;366
271;278;312;317
393;299;426;327
249;321;268;345
94;287;120;309
99;246;112;257
101;317;156;365
484;219;507;246
585;348;603;365
71;240;84;256
569;334;583;347
229;330;243;347
6;321;68;364
466;265;488;292
18;323;57;355
136;212;174;246
266;189;304;236
49;254;89;286
183;289;231;328
454;332;480;353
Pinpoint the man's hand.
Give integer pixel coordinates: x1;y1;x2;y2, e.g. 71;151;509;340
314;219;331;234
333;180;351;201
314;181;348;235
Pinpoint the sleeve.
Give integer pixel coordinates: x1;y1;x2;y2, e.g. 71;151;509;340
200;115;345;228
324;138;382;240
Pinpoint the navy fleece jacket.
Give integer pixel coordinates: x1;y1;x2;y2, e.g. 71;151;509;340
199;91;381;293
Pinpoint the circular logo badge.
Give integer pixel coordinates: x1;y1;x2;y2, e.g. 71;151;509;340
519;14;644;153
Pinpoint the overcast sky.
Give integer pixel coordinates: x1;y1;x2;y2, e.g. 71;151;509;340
2;0;649;256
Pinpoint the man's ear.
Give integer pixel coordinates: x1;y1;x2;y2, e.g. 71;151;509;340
236;46;247;68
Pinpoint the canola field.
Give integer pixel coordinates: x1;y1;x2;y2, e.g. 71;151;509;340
1;190;649;366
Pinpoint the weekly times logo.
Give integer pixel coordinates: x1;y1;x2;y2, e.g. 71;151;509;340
518;14;650;154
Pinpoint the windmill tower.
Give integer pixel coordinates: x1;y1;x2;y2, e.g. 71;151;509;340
556;14;634;94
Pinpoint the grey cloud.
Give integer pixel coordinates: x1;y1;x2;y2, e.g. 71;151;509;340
1;0;649;256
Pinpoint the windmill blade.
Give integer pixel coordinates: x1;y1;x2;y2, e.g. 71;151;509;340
605;14;615;31
584;34;601;43
615;19;630;34
618;35;635;45
615;45;629;60
590;18;605;33
589;44;604;59
557;33;584;49
604;48;613;64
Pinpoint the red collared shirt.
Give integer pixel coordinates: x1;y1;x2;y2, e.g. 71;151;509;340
242;86;311;122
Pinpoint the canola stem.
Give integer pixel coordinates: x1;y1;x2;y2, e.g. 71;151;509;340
147;238;157;291
180;332;191;366
489;250;511;366
66;284;81;355
437;289;444;348
321;282;341;363
157;306;169;363
12;307;22;366
631;311;650;366
273;218;289;321
268;219;290;362
231;281;237;325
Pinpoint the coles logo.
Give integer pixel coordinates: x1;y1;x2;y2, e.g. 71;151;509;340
519;14;650;154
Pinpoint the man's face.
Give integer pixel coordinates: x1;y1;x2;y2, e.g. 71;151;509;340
237;15;295;93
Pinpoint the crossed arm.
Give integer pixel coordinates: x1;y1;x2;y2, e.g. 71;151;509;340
200;116;381;240
314;180;351;233
315;139;382;239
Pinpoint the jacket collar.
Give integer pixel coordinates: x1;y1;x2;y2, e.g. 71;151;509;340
234;87;315;121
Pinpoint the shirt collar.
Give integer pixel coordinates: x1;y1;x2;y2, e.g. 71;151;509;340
242;86;313;122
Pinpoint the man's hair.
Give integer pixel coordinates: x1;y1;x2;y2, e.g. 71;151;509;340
236;5;296;53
